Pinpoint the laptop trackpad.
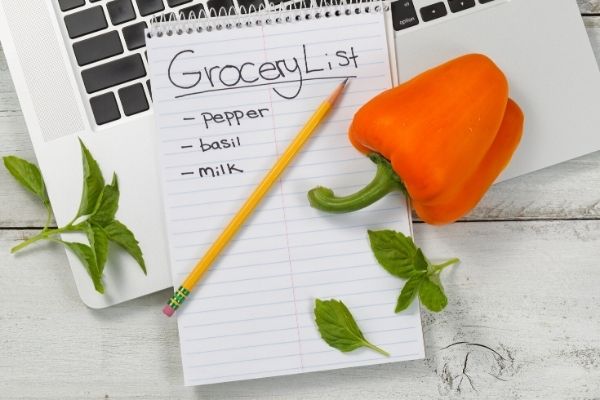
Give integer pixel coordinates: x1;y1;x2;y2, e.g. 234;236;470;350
393;0;600;182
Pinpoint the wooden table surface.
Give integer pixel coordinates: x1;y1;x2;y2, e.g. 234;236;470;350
2;2;600;399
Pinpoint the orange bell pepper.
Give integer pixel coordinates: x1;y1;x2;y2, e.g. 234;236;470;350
308;54;524;225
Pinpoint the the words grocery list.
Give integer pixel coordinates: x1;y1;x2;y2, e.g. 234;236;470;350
147;9;425;386
166;42;360;180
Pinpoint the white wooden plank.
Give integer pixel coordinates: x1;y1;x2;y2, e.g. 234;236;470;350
586;16;600;62
1;221;599;399
0;43;50;227
1;3;599;399
455;151;600;221
2;16;600;227
578;0;600;13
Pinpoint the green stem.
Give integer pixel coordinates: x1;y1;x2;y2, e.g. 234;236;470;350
362;340;390;357
308;153;405;213
430;258;461;274
41;203;53;232
10;233;48;253
10;223;81;253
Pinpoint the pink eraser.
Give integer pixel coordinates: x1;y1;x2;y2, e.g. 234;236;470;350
163;305;175;317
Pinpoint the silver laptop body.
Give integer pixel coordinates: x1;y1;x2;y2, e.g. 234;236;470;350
0;0;598;307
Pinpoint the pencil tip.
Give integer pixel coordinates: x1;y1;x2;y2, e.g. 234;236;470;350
328;77;350;103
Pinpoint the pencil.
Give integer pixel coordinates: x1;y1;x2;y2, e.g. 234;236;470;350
163;78;350;317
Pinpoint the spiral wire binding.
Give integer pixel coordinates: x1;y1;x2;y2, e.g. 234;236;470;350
147;0;390;38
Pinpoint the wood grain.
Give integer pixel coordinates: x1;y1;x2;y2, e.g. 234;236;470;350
1;221;599;399
1;2;599;399
578;0;600;13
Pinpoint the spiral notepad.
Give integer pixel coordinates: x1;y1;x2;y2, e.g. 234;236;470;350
146;1;424;386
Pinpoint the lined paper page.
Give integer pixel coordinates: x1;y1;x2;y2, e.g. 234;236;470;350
147;8;424;386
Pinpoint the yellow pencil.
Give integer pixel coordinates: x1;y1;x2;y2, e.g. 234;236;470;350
163;78;350;317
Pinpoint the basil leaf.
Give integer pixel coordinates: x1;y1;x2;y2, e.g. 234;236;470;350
90;173;119;226
414;249;428;271
76;139;105;218
367;229;458;313
418;275;448;312
63;241;104;294
104;220;146;274
368;230;419;279
3;156;49;206
89;225;109;275
314;299;389;356
395;272;425;313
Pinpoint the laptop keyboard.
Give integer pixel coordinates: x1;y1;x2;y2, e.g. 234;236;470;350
57;0;496;127
392;0;495;30
57;0;272;126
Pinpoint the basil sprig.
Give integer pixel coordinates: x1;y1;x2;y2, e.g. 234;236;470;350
368;230;459;312
3;139;146;293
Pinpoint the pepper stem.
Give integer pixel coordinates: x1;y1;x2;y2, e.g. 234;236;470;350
308;153;405;213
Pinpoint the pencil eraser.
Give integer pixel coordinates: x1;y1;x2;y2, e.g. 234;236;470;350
163;305;175;317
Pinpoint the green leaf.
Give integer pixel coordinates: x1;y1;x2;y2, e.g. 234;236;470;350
414;249;428;271
5;143;148;296
86;223;109;275
368;230;420;279
418;275;448;312
367;229;458;313
3;156;49;205
76;139;105;218
314;299;389;356
90;173;119;226
62;241;104;294
92;227;109;275
104;220;146;274
395;272;425;313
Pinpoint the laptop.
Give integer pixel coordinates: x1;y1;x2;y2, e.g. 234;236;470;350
0;0;598;308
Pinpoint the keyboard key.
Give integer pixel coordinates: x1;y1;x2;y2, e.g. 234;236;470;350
167;0;193;6
448;0;475;12
73;31;123;66
207;0;235;15
135;0;165;16
238;0;265;13
119;83;149;116
180;3;206;18
90;92;121;125
58;0;85;11
420;2;447;22
146;80;152;99
64;6;108;39
81;54;146;93
392;0;419;31
107;0;136;25
122;21;148;50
